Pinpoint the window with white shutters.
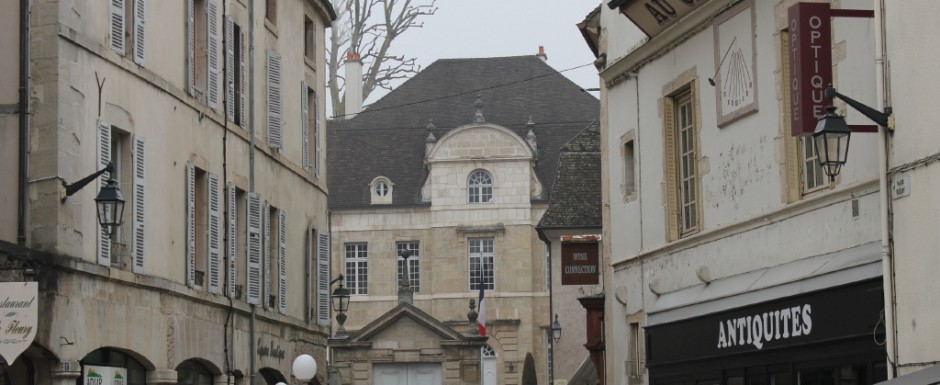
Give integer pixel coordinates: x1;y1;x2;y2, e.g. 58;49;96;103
225;18;245;126
305;225;315;322
246;193;262;304
314;91;321;178
262;202;272;309
302;82;311;172
277;210;287;313
207;172;222;294
186;162;196;287
109;0;126;55
206;0;220;110
316;231;330;324
226;183;238;298
98;119;112;266
131;135;145;273
266;51;283;150
132;0;145;65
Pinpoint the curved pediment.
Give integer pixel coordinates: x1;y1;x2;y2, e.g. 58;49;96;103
428;123;534;162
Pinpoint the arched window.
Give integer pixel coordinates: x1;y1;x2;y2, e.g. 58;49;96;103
176;360;213;385
78;348;147;385
370;176;393;205
468;170;493;203
482;345;496;357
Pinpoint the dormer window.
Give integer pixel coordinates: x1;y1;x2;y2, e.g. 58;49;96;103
370;177;393;205
468;170;493;203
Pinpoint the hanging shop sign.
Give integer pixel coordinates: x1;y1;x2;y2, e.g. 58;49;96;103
561;242;599;285
645;279;883;366
83;365;128;385
0;282;38;364
788;2;833;136
610;0;714;38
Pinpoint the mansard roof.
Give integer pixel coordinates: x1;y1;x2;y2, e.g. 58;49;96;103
328;55;599;209
536;121;602;230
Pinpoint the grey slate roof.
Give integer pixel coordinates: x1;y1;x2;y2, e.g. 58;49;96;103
536;121;602;230
328;55;599;209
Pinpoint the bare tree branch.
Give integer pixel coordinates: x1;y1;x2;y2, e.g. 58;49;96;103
327;0;437;119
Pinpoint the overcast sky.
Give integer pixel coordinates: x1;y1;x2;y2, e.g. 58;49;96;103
364;0;602;105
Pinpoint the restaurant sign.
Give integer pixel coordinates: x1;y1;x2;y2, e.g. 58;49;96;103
84;365;128;385
610;0;714;38
788;2;833;136
0;282;38;364
561;242;599;285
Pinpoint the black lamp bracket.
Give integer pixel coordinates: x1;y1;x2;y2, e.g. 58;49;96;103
61;162;115;201
329;274;345;285
826;86;894;130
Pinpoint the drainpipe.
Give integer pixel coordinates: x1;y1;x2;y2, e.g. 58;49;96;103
17;0;30;246
248;0;257;384
536;229;554;384
874;0;897;378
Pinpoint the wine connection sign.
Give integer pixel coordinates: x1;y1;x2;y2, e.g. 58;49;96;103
0;282;38;364
561;241;600;285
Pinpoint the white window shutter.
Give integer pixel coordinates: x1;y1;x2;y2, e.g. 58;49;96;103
109;0;125;55
133;0;145;65
186;0;195;96
314;91;321;178
262;201;271;309
301;81;310;171
266;51;283;150
131;135;145;273
226;182;237;298
206;0;220;110
97;119;112;266
246;192;262;304
277;210;287;314
207;172;222;294
305;225;314;322
225;17;235;123
186;162;196;287
316;231;330;325
239;28;247;127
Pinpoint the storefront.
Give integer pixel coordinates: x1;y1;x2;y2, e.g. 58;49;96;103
644;244;888;385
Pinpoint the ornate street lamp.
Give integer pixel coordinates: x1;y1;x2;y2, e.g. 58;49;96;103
330;274;350;338
62;162;126;237
551;313;562;343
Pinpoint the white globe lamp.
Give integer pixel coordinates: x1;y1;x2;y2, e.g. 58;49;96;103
292;354;318;383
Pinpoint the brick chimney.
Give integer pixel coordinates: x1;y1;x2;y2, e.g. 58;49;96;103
537;45;548;61
344;52;363;119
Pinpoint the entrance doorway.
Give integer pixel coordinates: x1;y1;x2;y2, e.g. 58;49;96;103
373;362;441;385
482;345;497;385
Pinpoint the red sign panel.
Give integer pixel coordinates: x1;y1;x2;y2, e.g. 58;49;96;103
561;242;599;285
788;2;832;136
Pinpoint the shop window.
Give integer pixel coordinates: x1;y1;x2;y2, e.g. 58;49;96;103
79;348;147;385
176;360;213;385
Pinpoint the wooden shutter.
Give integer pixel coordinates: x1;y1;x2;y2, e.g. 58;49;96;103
266;51;283;149
314;91;321;178
239;28;247;127
225;17;235;122
226;182;237;298
277;210;287;313
186;0;195;96
206;0;220;110
97;119;112;266
316;231;330;325
301;81;310;171
262;202;271;309
246;192;262;304
662;97;679;241
133;0;145;65
305;225;314;322
132;135;145;273
109;0;125;55
186;162;196;287
207;172;222;293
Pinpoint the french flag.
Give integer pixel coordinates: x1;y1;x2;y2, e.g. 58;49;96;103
477;266;486;336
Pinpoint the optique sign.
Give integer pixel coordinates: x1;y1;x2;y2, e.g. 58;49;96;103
788;2;833;136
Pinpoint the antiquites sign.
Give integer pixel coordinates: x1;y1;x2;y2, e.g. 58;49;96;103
0;282;38;364
561;242;599;285
788;2;833;136
717;304;812;350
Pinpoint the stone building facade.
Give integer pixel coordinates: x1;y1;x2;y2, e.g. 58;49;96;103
328;55;599;385
0;0;334;384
